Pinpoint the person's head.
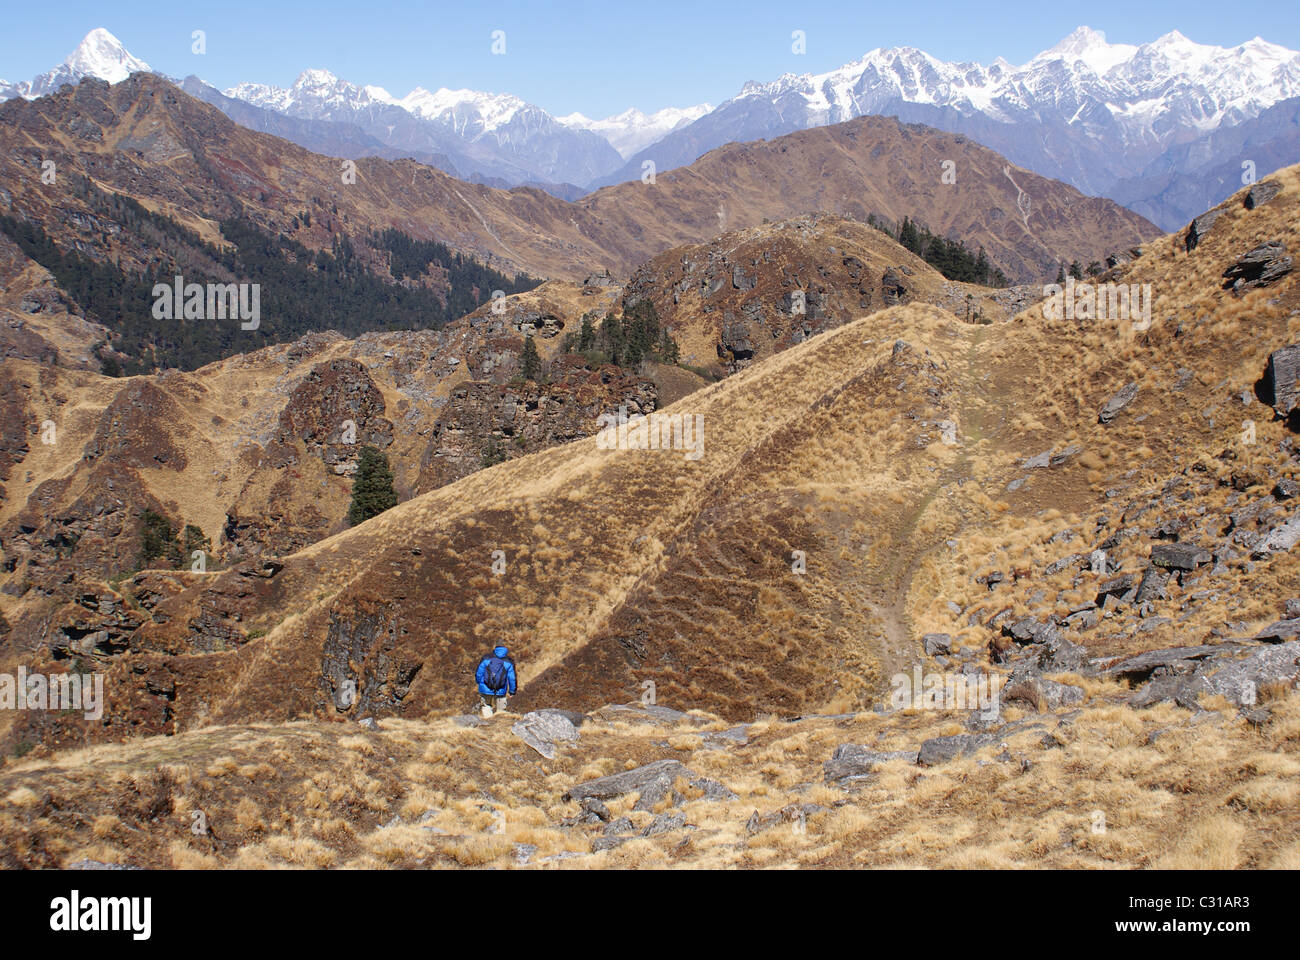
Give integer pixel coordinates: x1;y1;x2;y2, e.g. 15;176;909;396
493;644;509;658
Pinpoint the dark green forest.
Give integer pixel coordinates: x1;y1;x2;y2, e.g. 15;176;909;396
866;213;1010;287
0;177;538;374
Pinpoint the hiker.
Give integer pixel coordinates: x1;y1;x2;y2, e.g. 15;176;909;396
475;645;517;718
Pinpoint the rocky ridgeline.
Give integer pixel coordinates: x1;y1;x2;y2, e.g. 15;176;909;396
621;216;937;374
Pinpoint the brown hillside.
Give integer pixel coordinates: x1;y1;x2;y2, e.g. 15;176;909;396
0;172;1296;872
10;164;1293;741
0;75;1155;286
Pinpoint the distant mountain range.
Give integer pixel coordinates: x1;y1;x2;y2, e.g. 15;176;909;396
3;27;1298;227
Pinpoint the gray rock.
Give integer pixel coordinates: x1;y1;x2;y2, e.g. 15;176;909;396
923;633;954;656
66;859;141;870
1134;566;1169;603
1244;180;1282;210
917;734;998;766
579;797;612;822
1273;479;1300;501
1000;665;1084;712
641;811;688;836
1184;209;1224;250
689;777;738;801
1099;382;1139;424
1254;618;1300;642
823;744;919;783
512;710;580;760
1253;516;1300;558
564;759;694;802
1045;553;1085;576
1224;241;1291;294
603;816;635;836
591;837;629;852
1151;542;1211;570
1176;641;1300;708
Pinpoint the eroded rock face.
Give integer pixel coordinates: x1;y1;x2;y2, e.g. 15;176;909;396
416;358;657;491
265;358;393;473
1223;241;1291;293
621;216;919;374
319;606;423;718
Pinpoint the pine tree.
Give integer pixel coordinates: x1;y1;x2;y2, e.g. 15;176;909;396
1068;260;1083;281
520;334;542;381
578;313;597;351
347;446;399;527
1056;263;1067;285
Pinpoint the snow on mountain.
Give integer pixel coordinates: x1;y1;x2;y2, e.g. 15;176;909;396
602;26;1300;226
558;104;713;159
0;28;153;100
223;68;623;187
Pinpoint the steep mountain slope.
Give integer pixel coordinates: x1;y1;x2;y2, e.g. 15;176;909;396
13;163;1293;749
0;213;1016;657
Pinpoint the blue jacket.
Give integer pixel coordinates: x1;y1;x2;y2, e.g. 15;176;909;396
476;646;517;696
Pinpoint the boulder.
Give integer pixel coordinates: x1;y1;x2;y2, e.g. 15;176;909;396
1184;209;1224;251
1130;642;1300;709
1244;181;1282;210
642;811;688;836
1266;344;1300;417
917;733;998;766
922;633;954;656
1254;619;1300;642
1000;665;1084;712
1253;516;1300;558
511;710;580;760
1223;241;1292;293
823;744;919;783
1099;382;1139;424
1150;542;1212;570
564;759;694;802
1101;644;1240;680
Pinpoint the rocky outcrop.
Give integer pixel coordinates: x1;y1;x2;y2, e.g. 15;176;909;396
1223;241;1291;293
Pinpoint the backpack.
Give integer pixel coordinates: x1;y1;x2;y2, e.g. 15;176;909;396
482;656;510;693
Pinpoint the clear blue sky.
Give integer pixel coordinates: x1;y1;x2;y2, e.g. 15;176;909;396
2;0;1296;118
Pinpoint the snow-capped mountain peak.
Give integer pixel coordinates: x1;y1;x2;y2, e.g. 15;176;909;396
5;28;153;99
1031;26;1136;74
61;28;151;83
559;103;714;158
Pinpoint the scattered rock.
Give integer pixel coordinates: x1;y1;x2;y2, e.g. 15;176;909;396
917;733;998;766
1184;209;1224;251
823;744;919;783
512;710;580;759
1151;542;1211;571
1099;382;1139;424
564;759;694;802
1223;241;1291;294
922;633;954;656
1244;180;1281;210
